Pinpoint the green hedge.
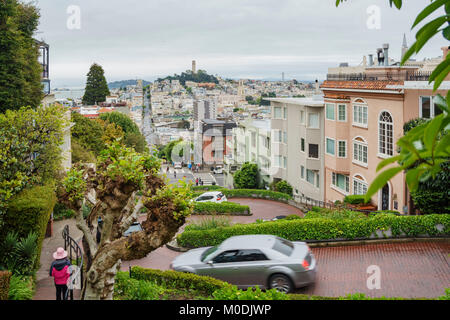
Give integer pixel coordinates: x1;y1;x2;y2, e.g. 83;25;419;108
2;183;56;270
193;202;250;216
177;214;450;248
130;266;231;295
190;187;292;202
343;195;370;205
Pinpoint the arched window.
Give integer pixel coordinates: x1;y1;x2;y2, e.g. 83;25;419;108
353;175;368;195
379;111;394;157
353;136;368;165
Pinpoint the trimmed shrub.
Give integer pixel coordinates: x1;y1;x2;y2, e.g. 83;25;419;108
177;214;450;248
343;195;370;205
130;266;231;295
222;189;292;201
212;285;289;300
185;216;233;231
193;202;250;216
271;180;293;197
191;185;224;192
115;272;164;300
0;271;11;300
2;183;56;270
304;208;367;220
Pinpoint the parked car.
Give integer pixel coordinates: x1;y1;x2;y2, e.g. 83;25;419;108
123;222;143;237
174;162;182;169
194;191;227;203
212;165;223;174
170;235;316;293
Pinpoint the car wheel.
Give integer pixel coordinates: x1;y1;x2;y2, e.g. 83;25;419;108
269;274;294;293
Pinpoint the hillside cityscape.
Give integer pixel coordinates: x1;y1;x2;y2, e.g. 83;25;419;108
0;0;449;309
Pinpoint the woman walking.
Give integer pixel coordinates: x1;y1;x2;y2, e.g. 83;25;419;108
49;247;72;300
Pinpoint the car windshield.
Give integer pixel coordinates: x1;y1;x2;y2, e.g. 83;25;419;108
201;246;219;262
272;237;294;256
196;196;214;201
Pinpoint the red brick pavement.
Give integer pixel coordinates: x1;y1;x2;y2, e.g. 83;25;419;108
122;241;450;299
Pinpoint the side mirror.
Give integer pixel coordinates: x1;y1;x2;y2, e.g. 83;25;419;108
206;261;214;266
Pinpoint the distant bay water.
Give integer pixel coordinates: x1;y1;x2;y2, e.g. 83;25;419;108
53;88;85;100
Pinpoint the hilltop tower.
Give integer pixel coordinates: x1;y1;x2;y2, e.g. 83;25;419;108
401;34;409;62
192;60;197;74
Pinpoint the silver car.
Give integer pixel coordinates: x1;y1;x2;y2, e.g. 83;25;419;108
170;235;316;293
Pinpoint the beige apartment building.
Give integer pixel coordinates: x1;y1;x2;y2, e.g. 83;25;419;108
321;46;450;214
268;96;325;201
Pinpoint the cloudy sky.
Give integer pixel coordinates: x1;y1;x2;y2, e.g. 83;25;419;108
33;0;446;87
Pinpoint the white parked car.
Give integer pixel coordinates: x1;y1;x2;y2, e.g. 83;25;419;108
195;191;227;203
213;165;223;174
174;162;182;169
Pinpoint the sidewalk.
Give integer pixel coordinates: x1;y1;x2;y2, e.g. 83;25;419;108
33;219;83;300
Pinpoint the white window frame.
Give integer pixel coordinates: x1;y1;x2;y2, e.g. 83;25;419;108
337;104;347;122
353;136;368;167
325;137;336;156
308;143;319;160
273;106;283;119
273;130;283;143
419;96;443;119
300;165;305;179
353;175;368;195
378;110;394;159
325;103;335;121
306;169;315;185
300;137;305;153
331;172;350;195
352;99;368;128
307;112;320;129
338;140;347;158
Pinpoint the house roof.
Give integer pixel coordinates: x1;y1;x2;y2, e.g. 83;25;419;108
321;80;404;92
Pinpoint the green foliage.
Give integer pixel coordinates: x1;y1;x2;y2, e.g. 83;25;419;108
157;69;219;86
0;106;66;209
71;138;96;164
1;183;56;270
0;271;11;300
158;139;184;163
99;112;140;136
71;113;106;156
212;285;289;300
222;189;293;201
148;180;193;221
177;214;450;248
61;168;87;202
304;208;367;220
0;0;43;112
114;272;164;300
343;195;370;205
404;118;430;133
270;180;293;196
185;216;233;232
7;275;33;300
53;203;75;221
233;163;260;189
82;63;110;105
123;132;147;153
193;202;250;216
129;267;231;296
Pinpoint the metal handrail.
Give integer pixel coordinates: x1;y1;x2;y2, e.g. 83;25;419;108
62;225;84;300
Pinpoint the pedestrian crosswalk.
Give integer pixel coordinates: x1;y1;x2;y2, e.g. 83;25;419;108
193;172;217;186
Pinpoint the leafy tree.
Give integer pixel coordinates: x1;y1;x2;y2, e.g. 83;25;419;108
157;69;219;86
0;105;66;209
270;180;293;196
82;63;110;105
337;0;450;202
58;142;193;300
0;0;43;112
233;163;260;189
71;113;106;156
99;112;140;136
124;132;147;154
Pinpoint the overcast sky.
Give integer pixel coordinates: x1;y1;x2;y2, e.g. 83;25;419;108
33;0;446;87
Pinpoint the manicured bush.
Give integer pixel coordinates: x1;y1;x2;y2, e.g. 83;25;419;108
185;216;233;231
212;285;289;300
191;185;224;192
233;163;260;189
193;202;250;216
343;195;370;205
222;189;292;201
177;214;450;248
2;183;56;270
270;180;293;197
130;266;231;295
304;208;367;220
0;271;11;300
114;272;164;300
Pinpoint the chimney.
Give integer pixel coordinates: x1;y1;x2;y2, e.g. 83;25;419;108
383;43;389;66
368;54;374;67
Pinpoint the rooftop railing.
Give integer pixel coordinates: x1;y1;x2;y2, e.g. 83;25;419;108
326;71;431;82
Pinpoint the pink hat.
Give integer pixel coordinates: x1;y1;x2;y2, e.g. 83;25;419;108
53;247;68;260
